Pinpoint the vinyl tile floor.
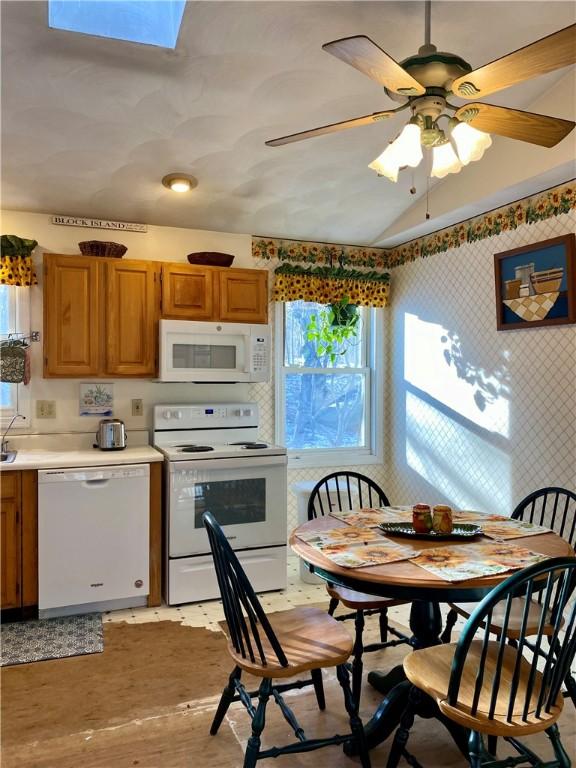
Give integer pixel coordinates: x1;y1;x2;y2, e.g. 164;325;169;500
103;557;424;632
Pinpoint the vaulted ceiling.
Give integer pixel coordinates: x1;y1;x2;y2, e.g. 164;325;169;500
2;1;575;245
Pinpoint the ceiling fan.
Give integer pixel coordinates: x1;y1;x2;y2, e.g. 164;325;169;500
265;2;576;181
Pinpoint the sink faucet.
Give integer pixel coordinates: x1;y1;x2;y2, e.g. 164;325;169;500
1;413;26;455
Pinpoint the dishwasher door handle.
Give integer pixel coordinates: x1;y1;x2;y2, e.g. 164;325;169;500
83;478;110;487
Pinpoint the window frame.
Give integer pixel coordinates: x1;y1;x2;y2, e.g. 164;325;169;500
275;302;384;469
0;286;31;427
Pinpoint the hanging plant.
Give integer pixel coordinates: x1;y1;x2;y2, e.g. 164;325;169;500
1;234;38;258
306;296;360;364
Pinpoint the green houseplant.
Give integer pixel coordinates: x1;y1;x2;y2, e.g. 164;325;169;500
1;234;38;258
306;297;360;364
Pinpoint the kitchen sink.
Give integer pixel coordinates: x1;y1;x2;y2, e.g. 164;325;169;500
0;451;17;463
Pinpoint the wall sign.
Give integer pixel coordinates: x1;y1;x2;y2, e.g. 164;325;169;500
51;215;147;233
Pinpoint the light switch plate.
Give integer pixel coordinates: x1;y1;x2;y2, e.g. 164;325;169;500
131;398;144;417
36;400;56;418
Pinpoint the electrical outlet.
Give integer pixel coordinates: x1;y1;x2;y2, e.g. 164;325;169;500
36;400;56;418
131;398;144;417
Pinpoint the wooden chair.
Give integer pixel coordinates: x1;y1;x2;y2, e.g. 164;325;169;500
386;557;576;768
203;511;371;768
307;471;410;704
441;487;576;708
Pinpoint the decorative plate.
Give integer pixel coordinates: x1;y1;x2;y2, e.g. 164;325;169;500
378;522;482;540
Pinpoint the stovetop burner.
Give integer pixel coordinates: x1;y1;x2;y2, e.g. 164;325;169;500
230;441;269;449
176;445;214;453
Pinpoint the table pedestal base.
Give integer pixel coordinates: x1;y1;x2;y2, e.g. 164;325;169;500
345;600;470;761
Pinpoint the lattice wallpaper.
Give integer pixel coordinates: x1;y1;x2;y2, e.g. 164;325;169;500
385;210;576;515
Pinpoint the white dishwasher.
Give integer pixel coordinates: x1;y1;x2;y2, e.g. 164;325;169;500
38;464;150;618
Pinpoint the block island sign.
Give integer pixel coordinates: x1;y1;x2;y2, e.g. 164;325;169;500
51;215;147;233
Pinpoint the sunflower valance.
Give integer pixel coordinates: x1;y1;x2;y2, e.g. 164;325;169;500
272;263;390;307
0;235;38;286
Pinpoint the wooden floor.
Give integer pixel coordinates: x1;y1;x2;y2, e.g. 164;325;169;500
2;562;575;768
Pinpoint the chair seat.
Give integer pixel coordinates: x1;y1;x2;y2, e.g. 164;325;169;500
449;598;558;639
223;606;354;679
327;584;406;610
404;640;563;736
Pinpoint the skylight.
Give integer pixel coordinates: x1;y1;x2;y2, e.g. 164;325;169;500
48;1;186;49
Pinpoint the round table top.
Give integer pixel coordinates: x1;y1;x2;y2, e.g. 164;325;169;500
290;516;575;602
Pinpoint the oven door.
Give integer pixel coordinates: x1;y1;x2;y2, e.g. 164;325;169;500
168;455;287;556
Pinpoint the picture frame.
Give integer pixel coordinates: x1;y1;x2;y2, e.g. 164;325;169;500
79;382;114;416
494;233;575;331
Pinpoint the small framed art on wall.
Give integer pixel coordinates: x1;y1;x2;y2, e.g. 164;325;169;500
494;233;575;330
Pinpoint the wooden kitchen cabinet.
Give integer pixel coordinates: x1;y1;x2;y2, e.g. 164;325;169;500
0;471;38;614
44;254;159;378
219;268;268;324
105;260;158;376
161;263;268;324
43;255;101;377
161;263;215;320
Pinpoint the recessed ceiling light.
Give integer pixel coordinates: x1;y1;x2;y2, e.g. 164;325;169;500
162;173;197;193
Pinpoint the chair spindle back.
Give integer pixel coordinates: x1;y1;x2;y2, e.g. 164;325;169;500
513;487;576;548
203;511;288;668
447;558;576;723
307;471;390;520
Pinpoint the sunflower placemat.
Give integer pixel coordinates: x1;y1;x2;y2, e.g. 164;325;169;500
296;525;413;568
480;519;551;540
452;510;509;522
329;506;412;527
410;542;547;582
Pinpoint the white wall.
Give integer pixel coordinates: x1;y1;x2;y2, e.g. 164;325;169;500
385;210;576;515
1;210;254;434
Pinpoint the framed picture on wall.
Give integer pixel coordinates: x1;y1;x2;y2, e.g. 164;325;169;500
494;233;575;331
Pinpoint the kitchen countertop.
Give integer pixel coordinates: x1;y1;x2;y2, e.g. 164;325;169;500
0;431;164;471
0;445;164;471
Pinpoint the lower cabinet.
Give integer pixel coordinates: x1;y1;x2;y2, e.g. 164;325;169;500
0;471;38;613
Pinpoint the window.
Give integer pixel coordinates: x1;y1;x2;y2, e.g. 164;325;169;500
0;285;31;424
275;301;383;467
48;1;186;49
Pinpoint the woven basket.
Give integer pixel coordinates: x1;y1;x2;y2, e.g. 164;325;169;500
187;252;234;267
78;241;127;258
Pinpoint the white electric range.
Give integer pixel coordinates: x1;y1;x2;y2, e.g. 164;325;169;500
153;403;288;605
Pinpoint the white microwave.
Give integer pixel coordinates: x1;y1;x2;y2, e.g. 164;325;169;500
159;320;270;382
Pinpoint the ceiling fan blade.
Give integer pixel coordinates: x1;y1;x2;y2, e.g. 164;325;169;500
322;35;425;96
455;103;575;147
265;110;398;147
452;23;576;99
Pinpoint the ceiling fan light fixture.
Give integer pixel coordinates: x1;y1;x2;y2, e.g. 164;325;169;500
450;119;493;165
368;142;401;182
431;139;463;178
394;121;424;168
162;173;198;193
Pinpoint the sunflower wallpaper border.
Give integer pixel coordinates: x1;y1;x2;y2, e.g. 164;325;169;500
252;180;576;273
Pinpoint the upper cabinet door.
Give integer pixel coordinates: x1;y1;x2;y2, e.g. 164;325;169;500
161;264;215;320
218;269;268;324
44;255;101;377
105;261;158;377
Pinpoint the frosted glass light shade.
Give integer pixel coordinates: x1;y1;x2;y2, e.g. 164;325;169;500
431;141;463;178
368;142;401;182
452;121;492;165
395;123;423;168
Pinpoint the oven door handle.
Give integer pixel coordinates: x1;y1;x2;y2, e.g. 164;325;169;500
169;455;287;471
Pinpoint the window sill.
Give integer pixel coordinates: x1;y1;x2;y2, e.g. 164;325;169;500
287;450;383;470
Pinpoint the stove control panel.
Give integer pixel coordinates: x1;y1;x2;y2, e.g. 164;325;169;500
153;403;258;430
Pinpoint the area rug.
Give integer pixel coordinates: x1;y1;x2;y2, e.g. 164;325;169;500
0;613;103;667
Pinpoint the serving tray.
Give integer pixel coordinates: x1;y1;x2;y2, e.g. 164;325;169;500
378;522;482;540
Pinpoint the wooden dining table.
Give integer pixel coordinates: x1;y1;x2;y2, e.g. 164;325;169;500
290;515;575;756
